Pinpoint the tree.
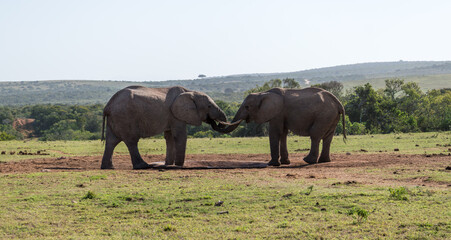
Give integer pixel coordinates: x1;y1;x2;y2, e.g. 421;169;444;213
282;78;300;89
345;83;383;132
246;79;282;94
384;78;404;100
311;81;343;99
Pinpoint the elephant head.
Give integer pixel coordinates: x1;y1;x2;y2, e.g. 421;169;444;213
214;91;284;133
171;91;227;127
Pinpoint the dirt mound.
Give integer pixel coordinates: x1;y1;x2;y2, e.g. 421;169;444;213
1;153;449;187
12;118;35;137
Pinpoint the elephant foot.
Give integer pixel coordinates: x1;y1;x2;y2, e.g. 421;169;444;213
175;161;185;168
164;165;183;169
101;164;114;169
303;155;318;164
133;162;151;170
280;158;291;165
318;156;331;163
267;159;281;166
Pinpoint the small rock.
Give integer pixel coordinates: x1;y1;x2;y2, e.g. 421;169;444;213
360;149;368;152
346;152;351;155
445;166;451;171
394;148;400;151
215;201;224;207
41;169;50;172
217;211;229;215
72;200;78;204
415;144;419;147
321;208;327;211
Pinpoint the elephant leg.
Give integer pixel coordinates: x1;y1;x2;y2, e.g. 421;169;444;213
101;126;121;169
318;129;335;163
279;128;290;165
125;140;150;169
164;130;176;165
304;136;320;164
172;125;187;167
268;123;282;166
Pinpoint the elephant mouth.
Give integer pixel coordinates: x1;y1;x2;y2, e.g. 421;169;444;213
205;115;225;130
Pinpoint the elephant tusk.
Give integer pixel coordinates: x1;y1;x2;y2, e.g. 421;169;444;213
216;119;243;126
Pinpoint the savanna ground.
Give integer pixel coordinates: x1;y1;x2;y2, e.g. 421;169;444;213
0;132;450;239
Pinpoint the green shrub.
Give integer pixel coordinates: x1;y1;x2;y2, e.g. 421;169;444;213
389;187;409;201
347;207;369;223
82;191;96;200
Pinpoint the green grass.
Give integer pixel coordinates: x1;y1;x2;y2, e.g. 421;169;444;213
0;170;449;239
1;132;450;238
1;131;450;163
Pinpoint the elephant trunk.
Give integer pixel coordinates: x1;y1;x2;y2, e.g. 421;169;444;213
207;106;228;131
212;106;245;133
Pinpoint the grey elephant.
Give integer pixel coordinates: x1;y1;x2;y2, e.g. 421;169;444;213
214;87;346;166
101;86;227;169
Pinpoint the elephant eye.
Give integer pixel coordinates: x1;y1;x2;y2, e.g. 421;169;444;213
208;105;212;108
245;105;249;110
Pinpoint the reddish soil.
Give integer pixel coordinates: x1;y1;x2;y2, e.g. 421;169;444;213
1;153;450;187
12;118;35;137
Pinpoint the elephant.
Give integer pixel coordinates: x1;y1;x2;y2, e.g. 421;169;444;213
100;86;227;169
213;87;346;166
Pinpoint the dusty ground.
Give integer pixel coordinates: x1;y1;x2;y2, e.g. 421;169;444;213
1;153;450;188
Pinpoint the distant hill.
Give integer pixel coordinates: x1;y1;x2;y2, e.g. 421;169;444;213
1;61;450;106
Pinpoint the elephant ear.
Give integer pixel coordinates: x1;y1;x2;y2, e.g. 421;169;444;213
171;92;202;126
255;92;283;124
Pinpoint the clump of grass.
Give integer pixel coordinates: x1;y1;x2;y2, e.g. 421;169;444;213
389;187;409;201
234;226;248;232
163;224;175;232
347;207;369;223
82;191;96;200
304;185;314;195
89;175;107;181
277;221;290;228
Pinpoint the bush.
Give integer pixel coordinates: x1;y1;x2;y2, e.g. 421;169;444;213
389;187;409;201
0;131;16;141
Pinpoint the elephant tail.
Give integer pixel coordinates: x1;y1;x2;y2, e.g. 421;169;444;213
101;113;106;142
340;106;347;143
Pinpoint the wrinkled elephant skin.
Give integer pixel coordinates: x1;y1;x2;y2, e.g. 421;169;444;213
216;87;346;165
101;86;227;169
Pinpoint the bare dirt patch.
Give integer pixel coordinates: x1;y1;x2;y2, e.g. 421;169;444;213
12;118;35;138
1;153;449;187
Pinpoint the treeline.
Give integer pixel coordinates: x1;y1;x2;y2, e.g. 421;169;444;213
0;79;449;141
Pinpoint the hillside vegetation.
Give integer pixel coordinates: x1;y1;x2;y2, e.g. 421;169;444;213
0;61;450;106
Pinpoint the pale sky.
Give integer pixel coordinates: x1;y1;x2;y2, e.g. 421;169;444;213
1;0;450;81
